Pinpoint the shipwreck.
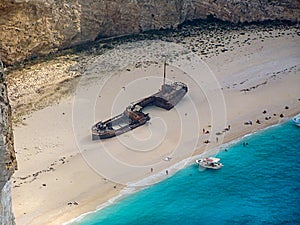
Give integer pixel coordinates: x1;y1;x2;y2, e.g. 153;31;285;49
91;62;188;140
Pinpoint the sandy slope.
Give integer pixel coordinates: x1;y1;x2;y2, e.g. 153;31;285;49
11;26;300;225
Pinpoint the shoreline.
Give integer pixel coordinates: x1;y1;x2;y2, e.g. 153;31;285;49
10;22;300;225
65;115;298;225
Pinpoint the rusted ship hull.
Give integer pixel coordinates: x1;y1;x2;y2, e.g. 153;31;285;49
92;121;149;140
152;82;188;110
92;111;150;140
92;61;188;140
92;82;187;140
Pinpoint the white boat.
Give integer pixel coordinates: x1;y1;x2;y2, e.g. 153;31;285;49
196;157;223;170
292;114;300;127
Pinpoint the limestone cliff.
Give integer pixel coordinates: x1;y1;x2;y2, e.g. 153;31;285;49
0;60;17;224
1;0;299;65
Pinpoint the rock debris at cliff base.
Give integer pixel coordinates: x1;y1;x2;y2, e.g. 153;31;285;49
5;21;299;126
0;0;299;65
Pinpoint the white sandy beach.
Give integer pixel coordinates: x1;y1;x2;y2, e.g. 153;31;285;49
9;25;300;224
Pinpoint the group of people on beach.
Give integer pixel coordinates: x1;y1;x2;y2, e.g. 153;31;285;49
202;125;231;144
244;108;287;126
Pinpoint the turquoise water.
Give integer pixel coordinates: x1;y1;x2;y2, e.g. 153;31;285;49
73;121;300;225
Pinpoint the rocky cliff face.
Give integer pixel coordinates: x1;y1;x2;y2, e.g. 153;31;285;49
0;0;299;65
0;64;17;224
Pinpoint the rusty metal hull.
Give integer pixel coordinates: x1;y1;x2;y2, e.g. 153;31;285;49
92;112;150;140
92;82;188;140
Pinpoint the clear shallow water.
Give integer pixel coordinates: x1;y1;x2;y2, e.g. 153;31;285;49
73;122;300;225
